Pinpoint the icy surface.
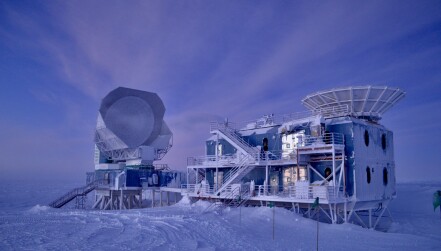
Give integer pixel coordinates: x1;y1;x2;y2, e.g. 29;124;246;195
0;181;440;250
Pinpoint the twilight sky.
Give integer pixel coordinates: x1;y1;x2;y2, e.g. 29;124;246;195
1;0;440;182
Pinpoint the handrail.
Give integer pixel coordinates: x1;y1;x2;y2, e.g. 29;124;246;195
210;122;259;156
187;154;238;166
49;179;106;208
255;184;340;201
215;156;253;194
188;132;344;167
185;183;343;202
208;105;349;133
300;132;345;146
188;150;297;167
222;156;250;183
311;104;349;118
203;185;241;213
226;186;251;208
153;164;170;170
182;183;215;195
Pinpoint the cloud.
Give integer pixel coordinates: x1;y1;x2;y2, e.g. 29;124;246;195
28;88;60;105
1;0;440;181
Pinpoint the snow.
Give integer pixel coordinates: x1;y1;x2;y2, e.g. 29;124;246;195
0;181;440;250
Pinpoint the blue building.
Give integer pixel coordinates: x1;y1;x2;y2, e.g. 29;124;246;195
184;86;405;229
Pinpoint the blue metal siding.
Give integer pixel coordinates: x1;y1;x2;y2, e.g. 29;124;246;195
309;161;333;183
327;121;355;196
94;169;185;188
352;122;396;201
240;128;282;153
206;140;215;155
242;168;266;185
206;139;236;156
328;117;396;201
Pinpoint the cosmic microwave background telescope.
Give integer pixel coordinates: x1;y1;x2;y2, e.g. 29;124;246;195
50;87;185;210
94;87;173;166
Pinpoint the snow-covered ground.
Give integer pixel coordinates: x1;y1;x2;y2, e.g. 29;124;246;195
0;180;440;250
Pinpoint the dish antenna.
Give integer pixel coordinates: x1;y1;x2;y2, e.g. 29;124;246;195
302;86;405;121
94;87;172;165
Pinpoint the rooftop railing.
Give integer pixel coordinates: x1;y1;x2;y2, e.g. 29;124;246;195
187;150;297;167
187;154;249;166
209;105;350;133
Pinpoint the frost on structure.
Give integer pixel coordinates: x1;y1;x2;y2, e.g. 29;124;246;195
50;87;184;210
184;85;405;230
94;87;173;165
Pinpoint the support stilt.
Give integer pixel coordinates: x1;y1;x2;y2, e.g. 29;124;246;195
369;209;372;228
152;190;155;208
373;207;387;230
352;211;367;228
344;200;347;223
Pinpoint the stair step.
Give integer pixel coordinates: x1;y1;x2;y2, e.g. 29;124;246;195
49;180;103;208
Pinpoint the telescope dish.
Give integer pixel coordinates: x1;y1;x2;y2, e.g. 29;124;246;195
94;87;172;163
105;96;155;147
302;86;405;121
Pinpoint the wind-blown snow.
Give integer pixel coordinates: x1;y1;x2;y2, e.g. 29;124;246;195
0;181;440;250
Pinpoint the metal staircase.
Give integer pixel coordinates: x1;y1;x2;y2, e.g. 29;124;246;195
187;168;206;185
210;122;259;157
215;156;253;195
196;168;206;183
210;122;259;195
204;186;251;214
225;187;251;208
49;179;104;208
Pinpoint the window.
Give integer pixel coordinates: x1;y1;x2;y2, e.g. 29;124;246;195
263;138;269;151
324;168;332;180
217;143;223;156
364;130;369;146
286;143;291;149
366;167;371;184
381;134;387;150
383;167;388;186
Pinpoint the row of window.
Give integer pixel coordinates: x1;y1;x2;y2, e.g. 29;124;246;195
364;130;387;150
366;166;388;186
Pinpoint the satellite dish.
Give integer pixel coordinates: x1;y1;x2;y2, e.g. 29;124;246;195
302;86;405;121
94;87;172;164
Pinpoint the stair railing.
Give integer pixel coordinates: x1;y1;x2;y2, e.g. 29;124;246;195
49;179;105;208
215;156;252;195
210;122;258;156
203;185;241;213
